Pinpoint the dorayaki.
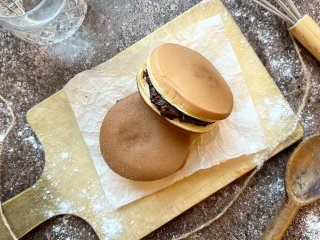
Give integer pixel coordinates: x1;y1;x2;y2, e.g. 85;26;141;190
99;93;191;181
136;43;233;133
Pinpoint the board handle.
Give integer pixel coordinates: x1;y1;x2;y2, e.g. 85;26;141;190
0;217;14;239
289;14;320;61
0;179;54;239
261;198;301;240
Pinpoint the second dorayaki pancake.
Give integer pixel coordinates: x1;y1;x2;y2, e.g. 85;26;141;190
99;92;191;181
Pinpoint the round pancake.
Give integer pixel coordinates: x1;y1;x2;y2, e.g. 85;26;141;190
136;64;216;133
147;43;233;121
99;92;191;181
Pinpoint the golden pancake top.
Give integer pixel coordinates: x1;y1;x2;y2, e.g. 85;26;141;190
147;43;233;121
137;64;216;133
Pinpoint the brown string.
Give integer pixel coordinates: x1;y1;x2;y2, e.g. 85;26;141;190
174;32;312;240
0;95;18;240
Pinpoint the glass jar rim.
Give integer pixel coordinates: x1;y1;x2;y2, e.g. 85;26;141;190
0;0;57;20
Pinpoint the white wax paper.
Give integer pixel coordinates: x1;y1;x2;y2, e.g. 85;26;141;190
64;15;268;211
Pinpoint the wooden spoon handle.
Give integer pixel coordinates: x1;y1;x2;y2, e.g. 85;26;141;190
261;198;300;240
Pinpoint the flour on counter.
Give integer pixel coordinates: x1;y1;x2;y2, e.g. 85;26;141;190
53;225;62;233
269;178;285;193
303;212;320;240
25;135;42;150
0;133;4;142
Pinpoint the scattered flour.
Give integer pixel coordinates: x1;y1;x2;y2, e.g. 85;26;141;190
45;210;55;218
92;201;105;214
0;133;4;142
268;57;297;79
58;201;74;213
101;218;123;240
1;2;315;239
303;213;320;240
25;135;41;149
60;151;69;161
44;195;123;240
53;225;62;233
269;178;285;193
259;96;294;127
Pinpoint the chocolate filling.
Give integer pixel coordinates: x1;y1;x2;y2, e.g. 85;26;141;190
143;70;212;127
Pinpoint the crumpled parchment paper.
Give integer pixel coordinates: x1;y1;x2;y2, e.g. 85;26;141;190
64;15;268;211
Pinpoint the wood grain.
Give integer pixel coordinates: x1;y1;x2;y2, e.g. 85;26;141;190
289;14;320;61
0;1;303;239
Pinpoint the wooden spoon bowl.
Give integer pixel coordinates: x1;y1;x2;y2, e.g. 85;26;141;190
262;134;320;240
287;135;320;204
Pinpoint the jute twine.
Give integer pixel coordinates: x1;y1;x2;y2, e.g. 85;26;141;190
0;95;18;240
173;33;312;240
0;33;312;240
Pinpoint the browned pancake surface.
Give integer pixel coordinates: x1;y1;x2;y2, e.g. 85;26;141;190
99;92;191;181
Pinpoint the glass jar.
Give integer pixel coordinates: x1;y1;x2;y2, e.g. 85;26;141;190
0;0;87;45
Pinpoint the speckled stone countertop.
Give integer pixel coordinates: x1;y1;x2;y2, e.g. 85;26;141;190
0;0;319;239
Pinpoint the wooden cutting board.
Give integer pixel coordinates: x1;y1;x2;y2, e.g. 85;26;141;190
0;0;303;239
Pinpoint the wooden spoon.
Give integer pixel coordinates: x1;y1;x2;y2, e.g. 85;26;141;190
262;134;320;240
